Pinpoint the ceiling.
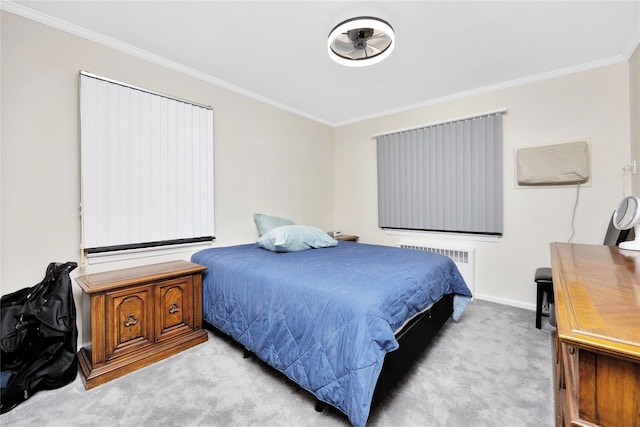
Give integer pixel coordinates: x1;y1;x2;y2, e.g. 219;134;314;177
5;1;640;126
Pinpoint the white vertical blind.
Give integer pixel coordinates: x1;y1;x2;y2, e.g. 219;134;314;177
80;72;215;253
377;112;503;235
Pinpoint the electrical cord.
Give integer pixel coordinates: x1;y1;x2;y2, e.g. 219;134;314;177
567;182;582;243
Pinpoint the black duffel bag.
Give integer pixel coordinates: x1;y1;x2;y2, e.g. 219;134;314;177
0;261;78;414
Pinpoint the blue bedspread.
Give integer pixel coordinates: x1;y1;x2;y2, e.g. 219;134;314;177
192;241;472;426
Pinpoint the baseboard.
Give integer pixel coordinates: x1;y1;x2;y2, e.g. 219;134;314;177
473;293;536;312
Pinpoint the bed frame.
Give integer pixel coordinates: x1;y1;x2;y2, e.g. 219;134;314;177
203;292;454;419
372;293;453;406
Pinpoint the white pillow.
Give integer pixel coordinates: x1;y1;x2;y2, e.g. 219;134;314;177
258;225;338;252
253;213;295;236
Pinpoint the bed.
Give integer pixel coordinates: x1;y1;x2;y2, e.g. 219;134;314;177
191;239;472;426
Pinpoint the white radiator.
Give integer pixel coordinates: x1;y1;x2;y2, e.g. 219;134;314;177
398;242;475;293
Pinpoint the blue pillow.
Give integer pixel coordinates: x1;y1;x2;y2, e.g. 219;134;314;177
258;225;338;252
253;213;295;236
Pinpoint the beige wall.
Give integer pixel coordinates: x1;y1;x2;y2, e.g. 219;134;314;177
630;44;640;195
1;10;637;317
0;12;334;300
334;63;633;308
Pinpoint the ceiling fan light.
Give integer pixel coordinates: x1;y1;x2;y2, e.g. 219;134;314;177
327;17;395;67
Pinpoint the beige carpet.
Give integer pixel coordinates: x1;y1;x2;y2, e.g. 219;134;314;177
0;299;555;427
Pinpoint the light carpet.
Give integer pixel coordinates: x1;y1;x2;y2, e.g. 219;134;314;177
0;299;555;427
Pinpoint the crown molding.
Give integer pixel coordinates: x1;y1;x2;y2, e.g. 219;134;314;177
334;55;630;127
0;1;333;126
2;0;636;129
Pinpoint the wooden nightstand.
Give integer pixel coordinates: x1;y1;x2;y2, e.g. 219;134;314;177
334;234;359;242
75;260;208;389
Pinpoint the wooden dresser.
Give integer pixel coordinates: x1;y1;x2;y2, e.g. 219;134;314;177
75;260;208;389
550;243;640;427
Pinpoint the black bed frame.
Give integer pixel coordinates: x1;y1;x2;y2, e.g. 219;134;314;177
203;293;454;420
371;292;453;406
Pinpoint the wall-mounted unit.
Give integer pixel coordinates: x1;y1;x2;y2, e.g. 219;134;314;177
516;140;590;186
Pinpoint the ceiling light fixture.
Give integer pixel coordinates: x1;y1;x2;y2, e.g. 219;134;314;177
327;16;395;67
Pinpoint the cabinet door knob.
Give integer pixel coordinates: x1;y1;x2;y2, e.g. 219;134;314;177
169;302;180;314
124;313;138;327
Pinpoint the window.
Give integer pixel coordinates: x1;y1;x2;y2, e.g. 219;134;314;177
376;111;504;236
79;72;215;262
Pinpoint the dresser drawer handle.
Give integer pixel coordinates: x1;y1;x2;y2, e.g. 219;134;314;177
124;313;138;327
169;302;180;314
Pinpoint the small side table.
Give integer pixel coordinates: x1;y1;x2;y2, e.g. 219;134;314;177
75;260;208;389
334;234;359;242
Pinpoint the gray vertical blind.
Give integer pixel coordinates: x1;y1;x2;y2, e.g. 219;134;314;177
377;112;503;235
80;72;215;254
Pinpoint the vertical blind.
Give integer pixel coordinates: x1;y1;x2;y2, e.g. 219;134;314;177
376;112;503;235
80;72;215;254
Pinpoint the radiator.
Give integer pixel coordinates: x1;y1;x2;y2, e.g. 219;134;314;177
398;242;475;293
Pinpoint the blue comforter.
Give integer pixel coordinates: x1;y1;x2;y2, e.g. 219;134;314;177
192;241;472;426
